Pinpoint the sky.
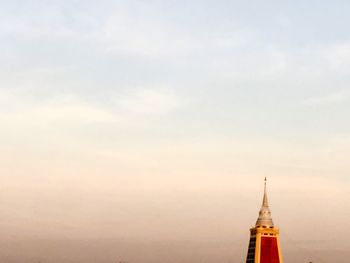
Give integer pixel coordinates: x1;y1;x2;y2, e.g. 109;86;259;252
1;0;350;262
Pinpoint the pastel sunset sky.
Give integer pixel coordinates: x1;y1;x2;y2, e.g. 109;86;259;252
0;1;349;262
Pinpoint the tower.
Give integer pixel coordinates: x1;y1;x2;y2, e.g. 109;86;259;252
245;178;283;263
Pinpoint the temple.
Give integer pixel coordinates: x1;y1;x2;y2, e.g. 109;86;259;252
245;178;283;263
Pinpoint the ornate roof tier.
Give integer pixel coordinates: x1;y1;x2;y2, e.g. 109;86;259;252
255;177;274;227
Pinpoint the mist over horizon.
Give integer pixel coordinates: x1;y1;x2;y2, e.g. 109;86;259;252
1;237;349;263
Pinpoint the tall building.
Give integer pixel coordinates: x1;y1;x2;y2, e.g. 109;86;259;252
245;179;283;263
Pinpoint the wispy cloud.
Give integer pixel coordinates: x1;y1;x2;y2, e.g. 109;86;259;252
116;88;185;116
0;87;187;130
96;15;194;56
301;91;350;106
326;42;350;70
0;94;118;126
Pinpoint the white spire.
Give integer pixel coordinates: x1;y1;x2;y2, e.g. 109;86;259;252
255;177;274;227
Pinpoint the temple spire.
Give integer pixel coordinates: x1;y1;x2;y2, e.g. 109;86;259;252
246;178;283;263
262;177;268;207
255;177;274;227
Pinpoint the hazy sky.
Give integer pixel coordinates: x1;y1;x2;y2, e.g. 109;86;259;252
1;1;350;262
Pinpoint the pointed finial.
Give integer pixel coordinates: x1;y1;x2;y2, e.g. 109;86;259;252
263;177;268;207
255;177;274;227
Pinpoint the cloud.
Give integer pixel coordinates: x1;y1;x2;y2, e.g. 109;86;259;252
0;88;187;132
301;90;350;106
0;93;118;127
97;16;193;56
89;8;254;57
116;88;184;116
326;42;350;70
